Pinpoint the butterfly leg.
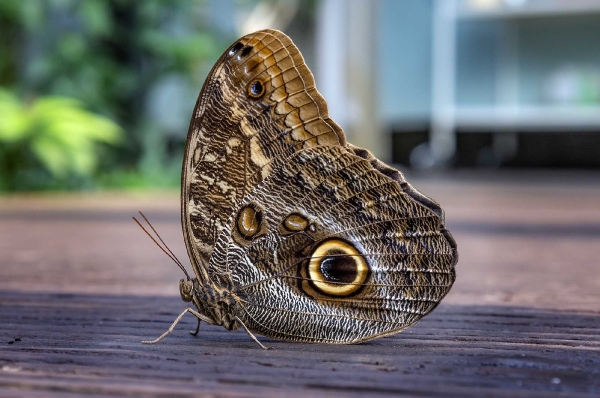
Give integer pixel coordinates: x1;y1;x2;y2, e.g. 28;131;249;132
190;319;201;336
142;307;212;344
234;316;269;350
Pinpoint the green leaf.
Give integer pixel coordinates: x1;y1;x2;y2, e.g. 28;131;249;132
0;90;123;180
30;135;69;177
0;89;30;142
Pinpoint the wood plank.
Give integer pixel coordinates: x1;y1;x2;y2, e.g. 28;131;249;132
1;172;599;396
1;291;598;397
0;291;600;396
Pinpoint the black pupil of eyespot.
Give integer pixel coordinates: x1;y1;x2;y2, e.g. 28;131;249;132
229;42;243;56
250;81;263;96
320;253;357;284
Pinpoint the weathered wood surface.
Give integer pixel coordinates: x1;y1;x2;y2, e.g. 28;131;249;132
1;171;599;397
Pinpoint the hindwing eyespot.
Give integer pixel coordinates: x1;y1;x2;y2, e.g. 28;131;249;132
304;239;369;297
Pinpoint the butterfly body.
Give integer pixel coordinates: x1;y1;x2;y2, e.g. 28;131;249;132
158;29;458;346
180;278;241;331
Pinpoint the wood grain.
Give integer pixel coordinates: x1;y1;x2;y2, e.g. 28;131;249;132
1;172;599;396
1;291;598;397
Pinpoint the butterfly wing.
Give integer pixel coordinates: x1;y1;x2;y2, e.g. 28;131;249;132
210;145;457;343
184;29;457;342
182;29;345;280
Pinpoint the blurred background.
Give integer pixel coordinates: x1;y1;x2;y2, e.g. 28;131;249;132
1;0;600;192
1;5;599;388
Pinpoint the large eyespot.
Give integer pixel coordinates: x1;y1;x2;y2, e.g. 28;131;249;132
236;205;262;240
247;80;265;98
307;239;369;296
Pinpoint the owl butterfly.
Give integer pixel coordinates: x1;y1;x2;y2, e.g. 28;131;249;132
142;29;457;348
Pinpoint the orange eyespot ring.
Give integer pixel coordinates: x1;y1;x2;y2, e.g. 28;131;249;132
248;80;265;98
307;239;369;296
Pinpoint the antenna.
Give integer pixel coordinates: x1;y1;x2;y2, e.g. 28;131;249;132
133;211;190;281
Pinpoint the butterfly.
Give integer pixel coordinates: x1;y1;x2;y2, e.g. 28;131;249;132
140;29;457;349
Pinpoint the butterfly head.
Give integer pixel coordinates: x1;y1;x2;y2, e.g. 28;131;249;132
179;278;195;302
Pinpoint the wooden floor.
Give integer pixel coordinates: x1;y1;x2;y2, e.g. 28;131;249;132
1;170;599;397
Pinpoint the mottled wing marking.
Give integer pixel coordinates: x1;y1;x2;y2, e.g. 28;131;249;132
181;29;345;277
345;143;457;248
182;29;458;344
210;146;458;343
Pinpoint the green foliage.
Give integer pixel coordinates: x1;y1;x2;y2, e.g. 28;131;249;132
0;89;122;190
0;1;314;191
0;0;225;191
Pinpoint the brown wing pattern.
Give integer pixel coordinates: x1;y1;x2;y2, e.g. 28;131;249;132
209;146;457;343
182;29;346;278
183;29;457;343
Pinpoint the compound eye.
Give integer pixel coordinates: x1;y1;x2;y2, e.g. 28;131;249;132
307;239;369;296
179;279;194;302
